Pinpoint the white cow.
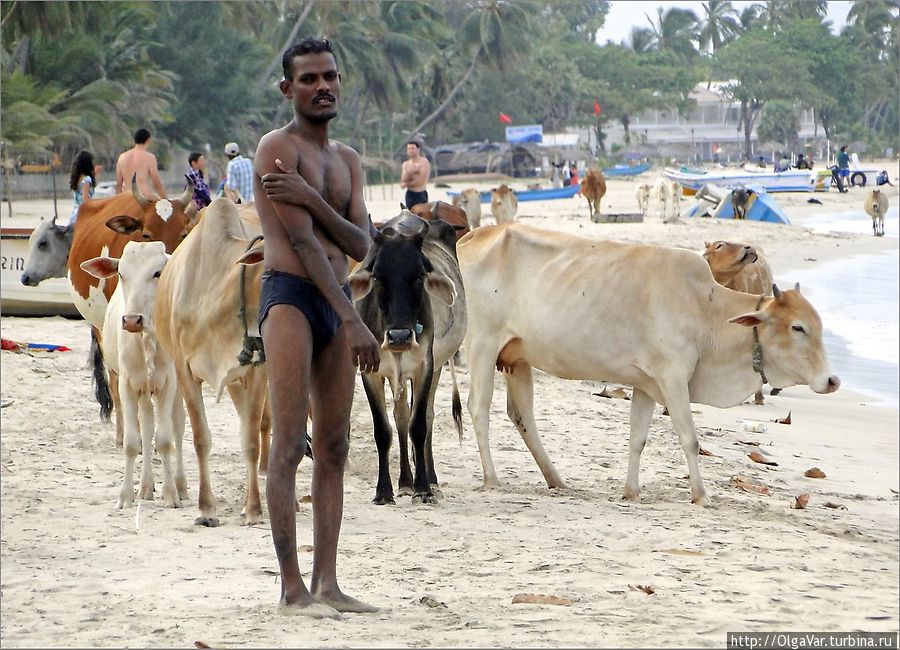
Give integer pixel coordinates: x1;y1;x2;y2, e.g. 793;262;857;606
82;241;186;509
457;223;840;505
654;178;672;221
452;188;483;229
490;185;518;224
864;189;889;237
635;184;652;219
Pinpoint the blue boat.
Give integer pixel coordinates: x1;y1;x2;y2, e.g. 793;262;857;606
602;161;652;176
682;185;790;224
447;183;582;203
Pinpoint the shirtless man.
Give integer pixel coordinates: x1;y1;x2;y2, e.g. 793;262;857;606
253;37;380;619
400;140;431;209
114;128;167;198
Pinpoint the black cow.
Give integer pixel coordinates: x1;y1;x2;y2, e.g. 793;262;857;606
348;212;467;504
731;187;751;220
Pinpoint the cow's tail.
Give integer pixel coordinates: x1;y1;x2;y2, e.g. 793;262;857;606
449;354;463;444
90;326;113;423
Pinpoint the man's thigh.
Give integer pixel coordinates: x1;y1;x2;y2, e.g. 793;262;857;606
309;324;356;436
262;304;315;424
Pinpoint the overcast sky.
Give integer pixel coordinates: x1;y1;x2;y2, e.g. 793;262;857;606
595;0;853;45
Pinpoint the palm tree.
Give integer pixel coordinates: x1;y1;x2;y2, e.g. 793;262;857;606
644;7;699;58
739;4;764;31
698;0;740;53
397;0;535;149
629;26;655;53
847;0;899;59
759;0;827;29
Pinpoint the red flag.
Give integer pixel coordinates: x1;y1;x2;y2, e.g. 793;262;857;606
499;112;513;124
593;100;602;116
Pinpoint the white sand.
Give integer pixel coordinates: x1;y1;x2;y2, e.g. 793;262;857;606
1;175;898;648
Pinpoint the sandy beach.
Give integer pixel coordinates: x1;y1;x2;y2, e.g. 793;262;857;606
1;171;898;648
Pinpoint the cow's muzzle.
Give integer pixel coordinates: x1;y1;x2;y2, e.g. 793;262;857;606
122;314;143;333
20;272;38;287
386;328;415;350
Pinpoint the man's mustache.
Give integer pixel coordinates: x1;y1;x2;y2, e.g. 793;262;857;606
314;93;336;102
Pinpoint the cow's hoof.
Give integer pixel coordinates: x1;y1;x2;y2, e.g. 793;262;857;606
194;515;220;527
139;484;154;501
412;492;438;505
372;494;395;506
429;485;444;500
162;486;182;509
770;388;782;396
242;510;262;525
116;494;133;509
622;488;640;502
396;485;414;497
691;493;707;507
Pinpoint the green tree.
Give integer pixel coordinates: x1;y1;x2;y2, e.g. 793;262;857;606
698;0;740;53
757;100;801;148
643;6;700;58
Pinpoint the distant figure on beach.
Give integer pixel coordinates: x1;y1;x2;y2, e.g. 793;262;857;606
223;141;254;204
551;163;562;189
115;128;167;198
570;163;579;187
837;145;851;187
68;150;96;225
185;152;211;211
253;36;379;618
774;154;791;172
794;154;811;170
400;140;430;209
756;156;766;168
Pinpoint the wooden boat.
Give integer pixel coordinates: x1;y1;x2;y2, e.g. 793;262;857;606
448;183;582;204
1;227;80;317
665;166;828;193
680;184;791;224
602;161;652;176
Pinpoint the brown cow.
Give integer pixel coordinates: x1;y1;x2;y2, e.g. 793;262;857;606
490;185;518;225
703;240;776;404
407;200;471;241
581;169;606;221
67;177;198;445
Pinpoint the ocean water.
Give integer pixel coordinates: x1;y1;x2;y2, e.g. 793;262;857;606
780;205;899;407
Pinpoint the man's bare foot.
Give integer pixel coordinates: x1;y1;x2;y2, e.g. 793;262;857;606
277;598;343;620
313;589;379;613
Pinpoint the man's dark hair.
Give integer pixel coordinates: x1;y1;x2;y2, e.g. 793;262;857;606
134;128;151;145
282;37;336;80
188;152;204;166
407;141;421;149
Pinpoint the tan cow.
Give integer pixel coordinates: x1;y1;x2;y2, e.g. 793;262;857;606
82;242;186;509
451;188;483;229
581;169;606;221
154;198;270;526
457;223;839;505
864;188;889;237
635;184;652;219
490;185;518;224
703;240;776;404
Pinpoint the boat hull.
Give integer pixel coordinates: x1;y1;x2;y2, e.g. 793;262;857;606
1;229;80;317
602;162;652;176
665;167;827;193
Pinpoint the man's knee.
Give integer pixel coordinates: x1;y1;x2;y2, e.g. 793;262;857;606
271;430;309;466
313;427;350;464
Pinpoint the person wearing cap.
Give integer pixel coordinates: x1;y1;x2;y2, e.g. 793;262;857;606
224;141;254;203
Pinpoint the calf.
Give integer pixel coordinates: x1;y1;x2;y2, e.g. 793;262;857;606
864;189;888;237
703;240;776;404
82;242;186;509
451;188;483;229
490;185;518;225
349;212;466;504
635;184;652;219
458;223;839;505
581;169;607;221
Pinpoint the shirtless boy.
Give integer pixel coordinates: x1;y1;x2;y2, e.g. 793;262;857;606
400;140;431;209
253;37;380;619
115;128;167;197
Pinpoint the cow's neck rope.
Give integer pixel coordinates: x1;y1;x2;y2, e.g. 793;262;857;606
238;235;266;367
751;295;768;385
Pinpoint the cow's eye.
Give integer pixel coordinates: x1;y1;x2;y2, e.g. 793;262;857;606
791;324;806;334
142;233;151;240
715;243;724;250
152;271;161;279
38;241;47;249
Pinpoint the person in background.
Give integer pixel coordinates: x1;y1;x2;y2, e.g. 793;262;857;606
756;156;767;168
836;145;851;189
224;141;255;203
115;127;167;197
774;153;791;172
68;150;96;225
794;153;811;170
562;162;572;186
399;140;430;209
570;163;579;187
185;152;212;211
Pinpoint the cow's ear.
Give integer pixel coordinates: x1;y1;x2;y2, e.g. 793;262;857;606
236;244;265;266
347;270;373;301
81;256;119;279
728;311;767;327
106;215;142;235
184;199;199;222
425;271;456;306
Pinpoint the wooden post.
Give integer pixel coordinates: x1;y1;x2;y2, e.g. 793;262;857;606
378;122;386;201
